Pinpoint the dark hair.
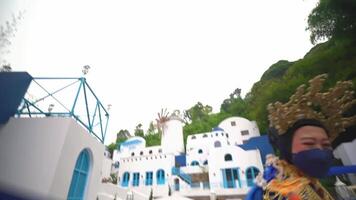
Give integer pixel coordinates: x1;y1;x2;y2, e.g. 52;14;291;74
268;119;328;163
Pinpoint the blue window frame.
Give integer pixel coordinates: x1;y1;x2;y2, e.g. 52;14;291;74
121;172;130;187
156;169;165;185
67;150;91;200
132;172;140;186
221;168;241;189
145;171;153;186
246;167;260;187
191;161;199;166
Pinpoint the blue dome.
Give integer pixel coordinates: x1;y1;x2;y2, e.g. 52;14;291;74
212;127;224;132
121;139;142;146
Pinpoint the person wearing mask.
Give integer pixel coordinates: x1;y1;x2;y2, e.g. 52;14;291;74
246;74;356;200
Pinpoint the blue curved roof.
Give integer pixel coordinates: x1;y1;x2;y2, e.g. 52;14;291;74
212;127;224;132
121;139;142;146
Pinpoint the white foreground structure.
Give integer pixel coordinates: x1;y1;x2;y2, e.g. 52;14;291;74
112;115;264;199
0;117;105;200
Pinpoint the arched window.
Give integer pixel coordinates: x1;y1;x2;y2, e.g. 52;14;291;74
203;160;208;165
140;151;143;155
121;172;130;187
114;161;120;168
149;150;153;154
224;154;232;161
198;149;203;154
203;134;208;138
191;161;199;166
246;167;260;187
192;136;196;139
214;141;221;148
131;152;135;156
68;150;91;200
156;169;165;185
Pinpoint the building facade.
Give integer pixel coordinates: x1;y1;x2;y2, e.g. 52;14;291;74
112;115;268;199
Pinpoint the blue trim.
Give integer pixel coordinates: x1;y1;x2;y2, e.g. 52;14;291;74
328;165;356;176
222;169;227;188
16;77;109;143
156;169;165;185
246;167;259;187
222;168;241;188
71;79;83;114
233;168;241;188
145;171;153;186
67;150;90;200
121;172;130;187
238;135;274;164
121;139;143;146
132;172;140;187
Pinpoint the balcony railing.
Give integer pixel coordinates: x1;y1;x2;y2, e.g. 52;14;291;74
16;77;109;143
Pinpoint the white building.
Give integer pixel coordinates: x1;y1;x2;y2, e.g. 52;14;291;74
112;115;265;199
1;72;355;200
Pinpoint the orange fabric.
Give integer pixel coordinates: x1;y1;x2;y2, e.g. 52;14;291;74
265;160;334;200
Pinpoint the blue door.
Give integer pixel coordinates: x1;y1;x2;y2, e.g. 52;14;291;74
67;150;90;200
121;172;130;187
246;167;259;187
145;172;153;186
133;172;140;186
156;169;165;185
222;168;241;188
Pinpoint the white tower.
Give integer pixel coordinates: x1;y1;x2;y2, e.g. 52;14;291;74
161;111;184;154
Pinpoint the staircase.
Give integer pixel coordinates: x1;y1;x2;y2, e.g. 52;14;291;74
172;167;192;185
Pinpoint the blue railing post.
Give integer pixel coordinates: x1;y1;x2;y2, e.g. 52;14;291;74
16;76;109;143
71;78;83;116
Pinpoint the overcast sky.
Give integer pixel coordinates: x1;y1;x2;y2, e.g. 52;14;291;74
1;0;318;144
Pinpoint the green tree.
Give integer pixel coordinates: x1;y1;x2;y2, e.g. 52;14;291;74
220;88;247;117
107;143;117;157
134;123;144;137
307;0;356;44
146;121;156;135
183;102;212;123
144;132;161;146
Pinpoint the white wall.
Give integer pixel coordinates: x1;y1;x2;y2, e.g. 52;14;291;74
186;131;229;154
219;117;260;145
161;117;184;154
117;152;175;197
101;157;113;180
0;117;105;200
208;145;263;189
333;138;356;184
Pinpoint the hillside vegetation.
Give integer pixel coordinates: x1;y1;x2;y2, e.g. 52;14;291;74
182;37;356;143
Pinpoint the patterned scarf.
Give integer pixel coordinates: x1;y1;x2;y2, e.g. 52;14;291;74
264;160;334;200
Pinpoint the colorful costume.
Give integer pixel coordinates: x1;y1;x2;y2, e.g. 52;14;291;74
264;160;334;200
245;74;356;200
